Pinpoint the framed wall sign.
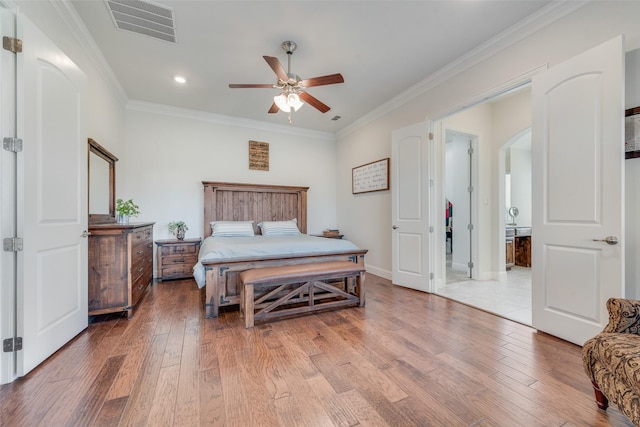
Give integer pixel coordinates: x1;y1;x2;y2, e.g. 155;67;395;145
352;157;390;194
626;107;640;159
249;140;269;170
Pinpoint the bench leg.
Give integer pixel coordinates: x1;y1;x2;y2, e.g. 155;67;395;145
244;283;255;328
358;271;366;307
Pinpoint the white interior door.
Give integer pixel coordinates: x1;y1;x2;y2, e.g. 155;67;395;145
532;36;624;346
391;121;431;292
17;14;88;375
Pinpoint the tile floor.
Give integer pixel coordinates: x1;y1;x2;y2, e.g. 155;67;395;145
437;266;532;325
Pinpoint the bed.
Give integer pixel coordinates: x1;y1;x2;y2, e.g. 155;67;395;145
198;181;367;318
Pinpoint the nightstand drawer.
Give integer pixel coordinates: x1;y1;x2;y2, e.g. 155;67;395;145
163;254;197;266
161;265;194;280
161;245;197;256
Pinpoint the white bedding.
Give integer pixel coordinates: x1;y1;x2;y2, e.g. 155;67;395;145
193;234;359;288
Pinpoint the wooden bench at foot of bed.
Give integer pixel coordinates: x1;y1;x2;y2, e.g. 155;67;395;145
239;261;366;328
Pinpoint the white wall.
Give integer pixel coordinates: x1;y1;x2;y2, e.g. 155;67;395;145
121;105;338;241
337;1;640;281
16;1;126;155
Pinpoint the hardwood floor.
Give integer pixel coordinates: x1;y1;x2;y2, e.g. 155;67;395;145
0;274;633;426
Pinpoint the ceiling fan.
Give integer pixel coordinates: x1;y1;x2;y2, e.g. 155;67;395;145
228;41;344;123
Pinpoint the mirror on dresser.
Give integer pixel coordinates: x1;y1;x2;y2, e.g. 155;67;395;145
88;138;118;224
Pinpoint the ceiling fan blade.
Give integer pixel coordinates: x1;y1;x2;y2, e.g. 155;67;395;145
263;56;288;81
229;83;275;88
300;73;344;88
268;103;279;114
299;91;331;113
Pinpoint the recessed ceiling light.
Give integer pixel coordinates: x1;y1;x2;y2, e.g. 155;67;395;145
174;76;186;84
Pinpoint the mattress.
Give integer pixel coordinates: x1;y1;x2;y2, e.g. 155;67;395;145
193;234;359;288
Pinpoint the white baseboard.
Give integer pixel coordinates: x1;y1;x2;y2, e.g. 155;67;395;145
365;264;391;281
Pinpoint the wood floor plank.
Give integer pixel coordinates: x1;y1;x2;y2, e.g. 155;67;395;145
198;367;225;426
215;334;251;426
173;319;200;426
305;374;359;427
0;275;634;427
63;354;126;427
119;333;169;426
146;364;179;426
92;396;128;427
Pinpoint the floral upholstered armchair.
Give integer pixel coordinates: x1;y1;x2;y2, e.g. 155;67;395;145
582;298;640;425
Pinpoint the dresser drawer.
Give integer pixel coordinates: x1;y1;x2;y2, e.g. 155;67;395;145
131;273;151;306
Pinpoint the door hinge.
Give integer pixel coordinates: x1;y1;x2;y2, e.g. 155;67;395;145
468;261;474;269
3;337;22;352
3;237;23;252
468;147;474;155
467;224;474;231
3;137;23;152
429;272;434;280
2;36;22;53
429;226;434;233
468;185;473;193
428;132;434;140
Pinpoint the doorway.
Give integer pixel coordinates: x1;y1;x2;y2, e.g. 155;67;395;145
434;86;533;325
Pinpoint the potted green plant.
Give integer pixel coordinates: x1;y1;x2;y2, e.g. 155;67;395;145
168;221;188;240
116;198;140;224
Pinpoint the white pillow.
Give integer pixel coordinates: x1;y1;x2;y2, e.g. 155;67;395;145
258;218;300;236
210;221;255;237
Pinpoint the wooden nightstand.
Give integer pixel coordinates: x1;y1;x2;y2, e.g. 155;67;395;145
155;238;201;281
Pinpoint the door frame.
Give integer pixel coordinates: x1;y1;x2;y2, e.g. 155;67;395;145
430;75;541;290
498;127;533;281
442;129;478;283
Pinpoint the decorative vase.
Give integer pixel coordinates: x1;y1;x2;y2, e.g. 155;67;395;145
117;213;129;224
176;228;185;240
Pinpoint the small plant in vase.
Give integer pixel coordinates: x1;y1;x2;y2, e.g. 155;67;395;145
168;221;188;240
116;198;140;224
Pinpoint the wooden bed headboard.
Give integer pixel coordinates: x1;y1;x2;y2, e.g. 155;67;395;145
202;182;309;237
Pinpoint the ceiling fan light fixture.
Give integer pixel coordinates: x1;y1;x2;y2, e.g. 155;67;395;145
274;92;303;112
288;93;303;111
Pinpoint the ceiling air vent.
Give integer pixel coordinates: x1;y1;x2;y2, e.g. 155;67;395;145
105;0;176;43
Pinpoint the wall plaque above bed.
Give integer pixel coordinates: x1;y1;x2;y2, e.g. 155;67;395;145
249;140;269;171
352;157;389;194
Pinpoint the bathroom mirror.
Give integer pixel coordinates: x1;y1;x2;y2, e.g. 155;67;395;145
88;138;118;224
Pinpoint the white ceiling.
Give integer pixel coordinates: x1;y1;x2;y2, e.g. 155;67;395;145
70;0;554;134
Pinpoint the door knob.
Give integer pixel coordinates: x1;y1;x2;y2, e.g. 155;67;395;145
81;230;91;238
593;236;618;245
392;225;399;230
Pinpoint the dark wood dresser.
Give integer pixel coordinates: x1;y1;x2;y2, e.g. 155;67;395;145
88;222;155;318
155;238;201;280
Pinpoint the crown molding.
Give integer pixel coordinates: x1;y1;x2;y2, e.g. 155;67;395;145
126;100;337;142
49;0;128;107
337;0;590;139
